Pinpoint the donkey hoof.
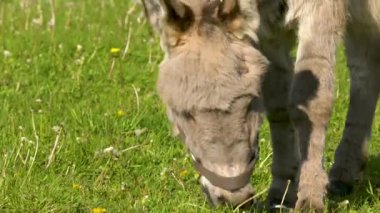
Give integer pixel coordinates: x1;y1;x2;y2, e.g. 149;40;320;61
268;187;296;209
268;198;294;211
328;180;353;196
295;196;324;213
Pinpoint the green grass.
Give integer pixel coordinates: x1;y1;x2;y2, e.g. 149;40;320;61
1;1;380;212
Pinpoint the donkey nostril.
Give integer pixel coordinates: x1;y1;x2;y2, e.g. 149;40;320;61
217;195;227;204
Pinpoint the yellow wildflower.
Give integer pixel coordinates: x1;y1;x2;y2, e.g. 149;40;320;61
179;170;188;179
117;109;126;117
72;183;82;190
92;207;106;213
110;48;121;57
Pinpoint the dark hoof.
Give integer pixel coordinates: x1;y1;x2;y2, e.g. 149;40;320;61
268;197;295;211
268;204;292;213
268;187;296;210
328;180;353;196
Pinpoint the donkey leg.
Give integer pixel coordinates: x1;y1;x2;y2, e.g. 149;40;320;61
260;32;300;208
329;29;380;196
287;2;346;211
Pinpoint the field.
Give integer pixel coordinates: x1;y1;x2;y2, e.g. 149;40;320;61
1;0;380;212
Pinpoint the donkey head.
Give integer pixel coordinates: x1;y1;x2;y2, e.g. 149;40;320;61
143;0;267;206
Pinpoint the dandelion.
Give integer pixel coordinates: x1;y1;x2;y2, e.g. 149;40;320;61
108;48;121;78
110;48;120;56
72;183;82;190
92;207;106;213
179;170;188;179
117;109;126;117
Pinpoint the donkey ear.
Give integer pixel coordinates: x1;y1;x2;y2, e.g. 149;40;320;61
216;0;255;40
141;0;194;34
161;0;194;31
218;0;239;20
141;0;163;34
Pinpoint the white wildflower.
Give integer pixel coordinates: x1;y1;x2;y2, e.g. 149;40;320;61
52;125;62;133
76;44;83;52
48;18;55;28
103;146;114;153
141;195;149;204
3;50;12;58
32;17;43;26
75;56;85;65
160;167;168;176
102;146;121;159
121;182;127;191
134;128;147;137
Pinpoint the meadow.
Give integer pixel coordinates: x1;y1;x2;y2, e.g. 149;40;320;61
1;0;380;212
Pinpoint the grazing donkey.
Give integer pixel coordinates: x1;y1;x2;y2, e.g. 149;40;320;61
142;0;268;206
143;0;380;211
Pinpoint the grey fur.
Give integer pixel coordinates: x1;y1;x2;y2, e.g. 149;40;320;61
142;0;380;211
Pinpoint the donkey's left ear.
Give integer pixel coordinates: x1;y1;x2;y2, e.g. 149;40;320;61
141;0;194;34
218;0;239;18
213;0;259;41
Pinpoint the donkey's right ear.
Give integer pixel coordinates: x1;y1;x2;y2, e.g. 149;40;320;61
141;0;194;34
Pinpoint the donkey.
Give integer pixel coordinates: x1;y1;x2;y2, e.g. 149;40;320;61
328;0;380;199
142;0;380;211
257;0;380;211
142;0;268;206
